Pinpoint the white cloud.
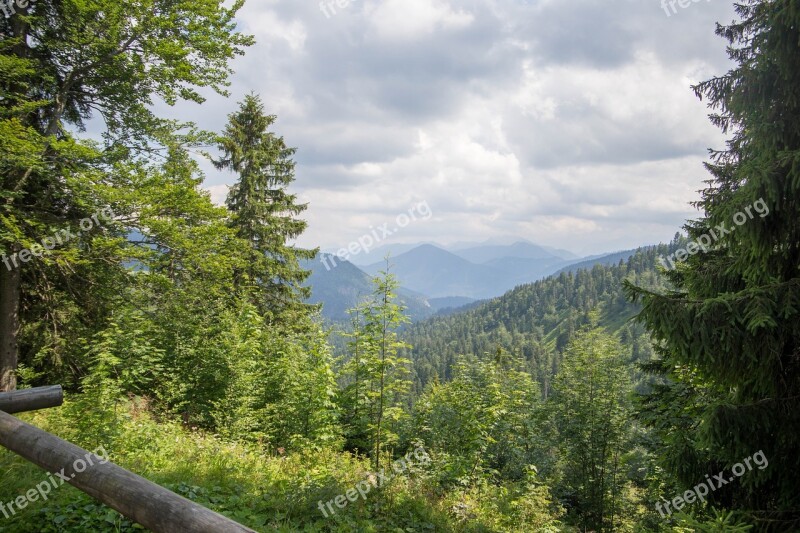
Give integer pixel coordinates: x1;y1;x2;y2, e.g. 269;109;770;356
187;0;739;256
366;0;474;41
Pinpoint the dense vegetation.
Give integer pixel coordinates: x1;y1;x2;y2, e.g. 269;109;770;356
401;242;676;396
1;0;798;531
625;0;800;529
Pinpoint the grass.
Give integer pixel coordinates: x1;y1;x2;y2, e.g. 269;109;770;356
0;394;566;532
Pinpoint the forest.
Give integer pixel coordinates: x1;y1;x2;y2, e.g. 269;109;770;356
1;0;799;531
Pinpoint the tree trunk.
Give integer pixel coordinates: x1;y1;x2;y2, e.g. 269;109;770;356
0;257;20;392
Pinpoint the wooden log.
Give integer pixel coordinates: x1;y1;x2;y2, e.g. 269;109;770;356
0;410;257;532
0;385;63;414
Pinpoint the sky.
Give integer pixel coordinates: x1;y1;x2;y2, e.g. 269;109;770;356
167;0;739;257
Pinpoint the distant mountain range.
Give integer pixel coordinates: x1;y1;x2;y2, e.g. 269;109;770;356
302;254;477;322
344;237;578;266
304;239;644;323
360;240;624;299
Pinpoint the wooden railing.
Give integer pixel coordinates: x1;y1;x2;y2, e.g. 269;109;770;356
0;386;256;532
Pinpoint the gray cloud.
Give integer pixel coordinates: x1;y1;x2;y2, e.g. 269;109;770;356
160;0;741;255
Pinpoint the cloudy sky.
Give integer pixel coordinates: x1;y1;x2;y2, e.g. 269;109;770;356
173;0;739;256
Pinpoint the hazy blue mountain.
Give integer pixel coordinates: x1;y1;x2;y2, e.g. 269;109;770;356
450;241;577;283
302;254;434;322
343;242;438;266
539;245;580;260
451;241;571;263
347;237;579;266
307;242;650;320
362;242;588;299
445;235;536;250
362;244;507;299
445;237;578;259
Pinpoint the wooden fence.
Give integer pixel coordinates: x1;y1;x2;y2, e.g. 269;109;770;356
0;386;256;532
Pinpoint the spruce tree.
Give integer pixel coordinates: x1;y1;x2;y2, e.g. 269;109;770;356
337;264;411;468
550;326;632;531
366;266;411;469
214;94;316;319
627;1;800;528
339;303;373;454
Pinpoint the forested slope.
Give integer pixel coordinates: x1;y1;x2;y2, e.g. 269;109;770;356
402;240;682;395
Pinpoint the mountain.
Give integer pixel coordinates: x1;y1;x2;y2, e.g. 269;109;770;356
344;242;439;266
362;242;586;299
303;254;434;322
303;254;373;321
362;244;507;299
306;243;660;326
451;241;573;263
346;237;580;266
453;241;576;283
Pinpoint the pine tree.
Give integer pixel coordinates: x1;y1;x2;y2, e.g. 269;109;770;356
214;94;316;319
627;1;800;528
550;326;632;532
337;263;411;469
367;266;411;470
339;303;373;453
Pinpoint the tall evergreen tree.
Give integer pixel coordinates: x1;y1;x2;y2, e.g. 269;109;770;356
213;94;316;319
627;1;800;528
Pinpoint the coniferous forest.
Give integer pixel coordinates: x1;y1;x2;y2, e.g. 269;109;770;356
1;0;799;531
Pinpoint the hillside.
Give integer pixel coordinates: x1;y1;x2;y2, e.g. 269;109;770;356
401;242;677;395
554;247;643;275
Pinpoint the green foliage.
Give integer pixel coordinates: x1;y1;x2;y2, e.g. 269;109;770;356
549;326;635;531
671;508;754;532
441;470;565;533
214;93;317;318
212;305;341;451
0;399;559;532
411;351;541;485
626;1;800;529
337;266;412;468
0;0;252;392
